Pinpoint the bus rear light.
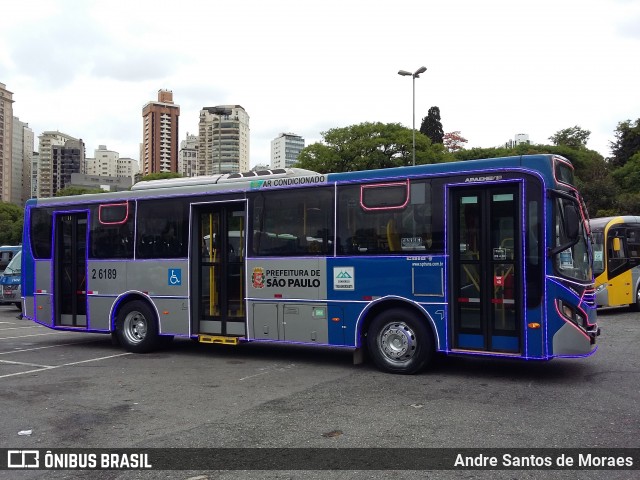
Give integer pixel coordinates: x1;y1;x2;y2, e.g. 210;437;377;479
527;322;541;329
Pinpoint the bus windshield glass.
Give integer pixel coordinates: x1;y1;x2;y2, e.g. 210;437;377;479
553;195;592;281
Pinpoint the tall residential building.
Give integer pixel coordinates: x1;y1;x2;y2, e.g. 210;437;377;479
197;105;250;175
86;145;139;181
12;117;34;206
271;132;305;169
36;131;83;198
178;133;198;177
54;138;85;195
0;83;14;202
142;89;180;175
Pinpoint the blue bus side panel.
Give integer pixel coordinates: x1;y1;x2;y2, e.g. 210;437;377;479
327;256;447;348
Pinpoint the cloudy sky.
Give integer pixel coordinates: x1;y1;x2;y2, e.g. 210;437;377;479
2;0;639;167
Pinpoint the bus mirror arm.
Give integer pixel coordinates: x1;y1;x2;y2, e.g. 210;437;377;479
548;237;579;258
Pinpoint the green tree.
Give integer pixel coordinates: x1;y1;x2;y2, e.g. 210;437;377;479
295;122;451;173
419;106;444;144
0;202;24;245
137;172;183;182
55;186;105;197
549;126;591;149
610;119;640;168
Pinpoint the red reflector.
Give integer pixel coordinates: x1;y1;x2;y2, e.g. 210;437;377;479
362;296;373;301
274;294;282;298
458;298;469;303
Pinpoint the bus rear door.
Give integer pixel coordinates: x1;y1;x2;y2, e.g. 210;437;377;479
54;212;88;327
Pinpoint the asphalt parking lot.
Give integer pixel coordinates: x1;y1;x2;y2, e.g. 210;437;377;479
1;306;639;479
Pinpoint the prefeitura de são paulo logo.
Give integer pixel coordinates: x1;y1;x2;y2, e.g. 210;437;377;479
252;267;265;288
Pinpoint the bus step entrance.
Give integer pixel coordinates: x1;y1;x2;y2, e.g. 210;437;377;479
198;334;242;346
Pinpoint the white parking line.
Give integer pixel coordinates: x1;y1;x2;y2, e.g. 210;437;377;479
0;359;52;368
0;325;46;331
0;332;74;340
0;340;102;355
0;352;132;380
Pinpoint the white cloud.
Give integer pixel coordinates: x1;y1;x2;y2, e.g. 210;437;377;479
3;0;639;164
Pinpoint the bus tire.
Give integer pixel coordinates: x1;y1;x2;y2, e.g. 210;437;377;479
115;300;159;353
366;308;433;374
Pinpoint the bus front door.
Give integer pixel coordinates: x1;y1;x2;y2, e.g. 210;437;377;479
195;203;246;338
54;212;88;327
451;186;521;354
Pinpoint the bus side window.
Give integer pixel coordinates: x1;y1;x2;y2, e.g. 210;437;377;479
608;233;628;275
627;228;640;259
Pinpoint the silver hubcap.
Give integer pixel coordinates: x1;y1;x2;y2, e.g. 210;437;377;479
123;311;147;344
378;322;416;363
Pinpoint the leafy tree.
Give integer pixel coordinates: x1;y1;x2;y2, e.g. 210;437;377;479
55;186;106;197
0;202;24;245
137;172;182;182
611;151;640;194
610;119;640;168
549;126;591;149
419;106;444;144
443;131;468;152
295;122;451;173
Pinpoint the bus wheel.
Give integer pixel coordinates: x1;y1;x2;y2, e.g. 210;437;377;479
116;300;159;353
367;308;433;374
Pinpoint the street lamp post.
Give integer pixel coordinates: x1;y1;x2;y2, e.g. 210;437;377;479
398;66;427;166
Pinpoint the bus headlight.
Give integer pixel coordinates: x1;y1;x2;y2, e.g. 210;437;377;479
556;299;587;331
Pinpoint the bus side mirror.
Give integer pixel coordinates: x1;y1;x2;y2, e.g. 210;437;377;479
612;237;622;252
564;205;580;241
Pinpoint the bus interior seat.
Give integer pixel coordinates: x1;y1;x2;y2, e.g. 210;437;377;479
386;219;401;252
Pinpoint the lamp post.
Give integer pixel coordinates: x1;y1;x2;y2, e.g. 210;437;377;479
398;66;427;166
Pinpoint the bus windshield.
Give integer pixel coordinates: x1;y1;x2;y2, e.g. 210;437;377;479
3;250;21;276
553;195;592;281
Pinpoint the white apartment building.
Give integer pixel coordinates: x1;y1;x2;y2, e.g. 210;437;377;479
178;133;198;177
85;145;139;181
197;105;250;175
270;132;305;169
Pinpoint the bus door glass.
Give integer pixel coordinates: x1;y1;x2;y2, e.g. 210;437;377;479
196;203;245;336
54;212;88;327
451;185;520;353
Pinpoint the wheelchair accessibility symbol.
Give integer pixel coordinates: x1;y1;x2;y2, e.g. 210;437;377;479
168;269;182;286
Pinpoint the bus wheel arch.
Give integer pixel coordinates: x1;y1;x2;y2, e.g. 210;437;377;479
361;300;436;374
633;285;640;312
114;297;161;353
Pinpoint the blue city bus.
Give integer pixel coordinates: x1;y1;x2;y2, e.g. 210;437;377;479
21;154;599;374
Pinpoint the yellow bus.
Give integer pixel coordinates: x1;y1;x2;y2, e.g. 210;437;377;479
590;216;640;309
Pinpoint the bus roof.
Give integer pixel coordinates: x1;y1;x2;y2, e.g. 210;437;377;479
26;154;567;208
589;216;640;231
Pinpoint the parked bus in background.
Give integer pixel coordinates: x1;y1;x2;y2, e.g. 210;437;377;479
21;154;599;374
0;245;21;274
590;216;640;310
0;248;22;310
